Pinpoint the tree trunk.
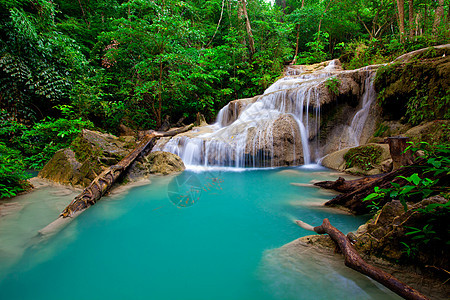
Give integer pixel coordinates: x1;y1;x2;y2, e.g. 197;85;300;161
295;219;429;300
396;0;405;41
239;0;255;55
432;0;445;34
317;0;334;42
314;175;383;193
387;136;414;170
60;124;194;218
292;24;300;64
157;56;163;128
408;0;414;37
324;158;427;214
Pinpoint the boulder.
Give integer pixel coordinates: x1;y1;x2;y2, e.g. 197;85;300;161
354;196;449;264
403;120;450;146
38;148;91;187
127;151;185;180
321;143;391;175
39;130;136;187
217;96;259;127
72;129;134;162
244;114;303;166
320;148;348;171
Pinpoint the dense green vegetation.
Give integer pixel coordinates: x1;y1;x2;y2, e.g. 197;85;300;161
1;0;449;197
364;141;449;268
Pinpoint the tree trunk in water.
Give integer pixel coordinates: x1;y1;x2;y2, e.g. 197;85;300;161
396;0;405;41
294;219;429;300
408;0;414;37
60;124;194;218
324;158;428;214
314;175;383;193
432;0;445;33
239;0;255;55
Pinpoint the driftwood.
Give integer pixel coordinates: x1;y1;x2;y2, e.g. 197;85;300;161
324;158;428;214
314;175;383;193
295;218;429;300
60;124;193;218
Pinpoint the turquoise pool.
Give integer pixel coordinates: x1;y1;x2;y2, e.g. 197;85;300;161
0;167;400;299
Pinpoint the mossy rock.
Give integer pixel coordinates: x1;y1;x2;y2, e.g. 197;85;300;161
38;149;91;187
344;144;383;171
321;143;391;175
404;120;450;146
71;129;134;162
354;196;449;268
39;130;137;187
375;45;450;124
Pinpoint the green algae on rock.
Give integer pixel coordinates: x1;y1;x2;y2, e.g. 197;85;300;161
39;129;137;187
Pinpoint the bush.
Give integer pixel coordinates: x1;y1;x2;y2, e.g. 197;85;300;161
0;143;29;198
17;117;95;169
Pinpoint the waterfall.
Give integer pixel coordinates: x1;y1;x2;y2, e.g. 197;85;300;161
338;72;376;149
154;60;376;168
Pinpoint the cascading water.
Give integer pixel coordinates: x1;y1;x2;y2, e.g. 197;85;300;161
338;71;377;150
155;61;377;168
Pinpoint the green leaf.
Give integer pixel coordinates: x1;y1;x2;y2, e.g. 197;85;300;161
409;173;421;185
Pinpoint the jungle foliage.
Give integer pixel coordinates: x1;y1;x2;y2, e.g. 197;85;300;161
1;0;449;196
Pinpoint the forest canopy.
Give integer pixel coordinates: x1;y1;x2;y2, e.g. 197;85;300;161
0;0;449;195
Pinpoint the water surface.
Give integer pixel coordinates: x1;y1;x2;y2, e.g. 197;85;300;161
0;167;400;299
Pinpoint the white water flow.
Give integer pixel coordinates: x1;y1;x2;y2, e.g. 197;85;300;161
338;72;376;150
156;61;375;168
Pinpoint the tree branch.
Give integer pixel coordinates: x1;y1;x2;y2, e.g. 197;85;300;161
295;218;429;300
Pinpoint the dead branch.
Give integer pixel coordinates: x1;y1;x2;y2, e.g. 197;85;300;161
60;124;194;218
295;218;429;300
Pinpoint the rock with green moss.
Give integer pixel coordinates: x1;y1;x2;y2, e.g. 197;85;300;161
353;196;449;266
321;143;391;175
403;120;450;146
39;130;136;187
375;45;450;125
38;148;92;187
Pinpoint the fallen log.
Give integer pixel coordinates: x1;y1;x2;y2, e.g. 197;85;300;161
295;218;429;300
314;175;383;193
60;124;193;218
324;158;428;214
